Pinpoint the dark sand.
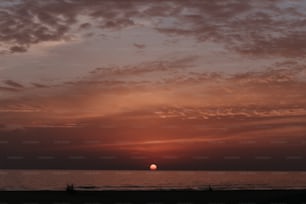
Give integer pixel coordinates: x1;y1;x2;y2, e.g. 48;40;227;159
1;190;306;203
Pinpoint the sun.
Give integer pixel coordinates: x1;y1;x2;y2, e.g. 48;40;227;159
149;163;158;171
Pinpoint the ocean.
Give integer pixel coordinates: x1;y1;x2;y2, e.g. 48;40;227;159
0;170;306;191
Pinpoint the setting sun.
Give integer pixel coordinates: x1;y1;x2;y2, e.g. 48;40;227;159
149;164;158;171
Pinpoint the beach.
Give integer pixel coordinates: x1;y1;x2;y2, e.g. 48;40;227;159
1;190;306;203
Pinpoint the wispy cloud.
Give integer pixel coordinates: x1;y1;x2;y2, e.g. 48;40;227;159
0;58;305;130
4;80;24;88
88;55;198;77
133;43;146;49
31;83;48;88
0;86;19;92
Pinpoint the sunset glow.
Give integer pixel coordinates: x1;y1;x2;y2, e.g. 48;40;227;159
0;0;306;171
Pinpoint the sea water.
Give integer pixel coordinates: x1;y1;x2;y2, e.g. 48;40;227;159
0;170;306;191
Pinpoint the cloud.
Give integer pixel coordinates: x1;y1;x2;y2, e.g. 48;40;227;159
133;43;146;49
163;64;306;86
0;86;19;92
2;0;305;57
0;79;24;92
79;22;91;30
153;1;306;58
1;0;306;58
31;83;48;88
0;0;143;53
154;106;306;121
0;1;72;53
4;80;24;88
230;66;306;85
0;56;305;132
9;45;28;53
99;19;135;30
89;55;198;77
234;32;306;58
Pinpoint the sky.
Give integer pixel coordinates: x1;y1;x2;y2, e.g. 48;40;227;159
0;0;306;170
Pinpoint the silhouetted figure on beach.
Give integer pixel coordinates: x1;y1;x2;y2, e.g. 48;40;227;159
66;184;75;193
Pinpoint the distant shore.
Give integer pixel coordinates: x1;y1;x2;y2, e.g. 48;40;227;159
1;190;306;203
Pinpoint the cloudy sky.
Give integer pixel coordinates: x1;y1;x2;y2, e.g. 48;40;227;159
1;0;306;170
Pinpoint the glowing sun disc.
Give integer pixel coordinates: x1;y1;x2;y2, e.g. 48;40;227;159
149;163;158;171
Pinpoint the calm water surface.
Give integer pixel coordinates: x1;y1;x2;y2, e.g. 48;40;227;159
0;170;306;190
